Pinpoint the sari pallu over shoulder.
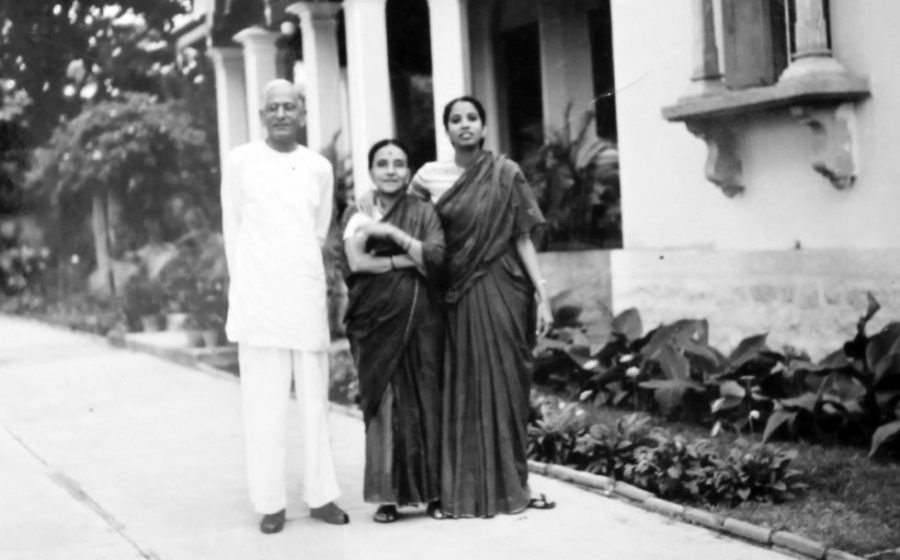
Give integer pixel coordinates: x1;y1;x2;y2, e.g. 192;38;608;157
338;195;445;423
435;152;545;304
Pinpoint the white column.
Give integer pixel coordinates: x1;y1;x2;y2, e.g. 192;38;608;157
468;0;502;153
234;26;280;142
538;0;595;135
426;0;471;161
287;2;343;153
780;0;847;80
209;47;249;166
344;0;394;196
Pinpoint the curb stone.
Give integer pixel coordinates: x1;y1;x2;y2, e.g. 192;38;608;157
527;459;865;560
613;481;654;502
825;551;866;560
643;497;684;517
53;325;870;560
773;531;827;559
723;518;773;545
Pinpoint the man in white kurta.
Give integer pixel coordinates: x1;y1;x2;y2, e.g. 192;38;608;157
220;80;347;533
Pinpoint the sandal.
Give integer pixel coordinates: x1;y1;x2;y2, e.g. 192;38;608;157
527;493;556;510
373;505;399;523
426;501;445;520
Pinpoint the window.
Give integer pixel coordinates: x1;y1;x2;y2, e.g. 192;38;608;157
720;0;831;90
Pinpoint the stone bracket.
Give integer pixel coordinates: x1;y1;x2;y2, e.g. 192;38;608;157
685;120;745;197
790;102;859;190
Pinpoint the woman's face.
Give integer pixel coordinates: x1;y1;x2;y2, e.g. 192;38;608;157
369;144;410;195
445;101;485;149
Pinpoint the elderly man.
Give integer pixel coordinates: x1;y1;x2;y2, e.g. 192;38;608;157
220;79;348;533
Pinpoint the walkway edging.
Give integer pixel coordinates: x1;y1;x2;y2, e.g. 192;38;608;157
526;460;864;560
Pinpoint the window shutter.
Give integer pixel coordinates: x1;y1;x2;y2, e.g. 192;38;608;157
721;0;776;89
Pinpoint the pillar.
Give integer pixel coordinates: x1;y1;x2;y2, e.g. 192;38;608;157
234;26;280;142
468;0;502;152
287;2;343;153
343;0;394;196
426;0;472;160
779;0;848;80
209;47;249;166
686;0;723;95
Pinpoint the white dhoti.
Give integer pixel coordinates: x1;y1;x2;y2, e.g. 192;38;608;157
238;345;340;513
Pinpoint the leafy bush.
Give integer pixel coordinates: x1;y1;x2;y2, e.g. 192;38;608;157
528;395;807;506
522;104;621;251
533;294;900;460
0;221;49;297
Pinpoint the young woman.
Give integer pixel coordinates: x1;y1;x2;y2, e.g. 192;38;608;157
412;96;555;518
339;139;445;523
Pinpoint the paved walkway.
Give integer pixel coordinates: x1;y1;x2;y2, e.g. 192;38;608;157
0;316;791;560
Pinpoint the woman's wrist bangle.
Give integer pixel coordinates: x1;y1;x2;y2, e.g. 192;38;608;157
390;255;396;270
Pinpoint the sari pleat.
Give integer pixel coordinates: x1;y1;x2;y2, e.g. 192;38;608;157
340;194;445;506
436;153;545;518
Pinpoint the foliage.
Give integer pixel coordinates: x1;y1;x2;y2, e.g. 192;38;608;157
528;395;807;506
0;0;190;142
26;92;219;261
156;230;227;330
522;104;621;250
121;268;162;317
0;221;49;296
0;1;194;216
533;294;900;461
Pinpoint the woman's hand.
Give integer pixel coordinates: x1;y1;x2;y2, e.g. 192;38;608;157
358;221;397;239
536;295;553;338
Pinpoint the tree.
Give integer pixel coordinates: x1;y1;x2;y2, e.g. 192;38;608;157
26;93;218;294
0;0;191;217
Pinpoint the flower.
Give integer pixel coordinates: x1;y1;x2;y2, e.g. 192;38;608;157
749;410;760;420
626;366;640;378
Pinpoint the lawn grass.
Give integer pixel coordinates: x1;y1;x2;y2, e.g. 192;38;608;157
571;399;900;556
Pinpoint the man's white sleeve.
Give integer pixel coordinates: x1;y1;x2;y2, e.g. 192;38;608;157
220;150;242;273
316;163;334;248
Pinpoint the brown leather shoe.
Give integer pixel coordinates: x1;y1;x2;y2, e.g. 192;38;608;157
260;509;286;534
310;502;350;525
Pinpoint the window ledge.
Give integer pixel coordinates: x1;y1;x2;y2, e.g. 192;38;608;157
662;72;870;196
662;73;869;122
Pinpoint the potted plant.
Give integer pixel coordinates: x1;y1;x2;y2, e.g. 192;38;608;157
521;104;621;251
187;276;228;347
122;270;163;332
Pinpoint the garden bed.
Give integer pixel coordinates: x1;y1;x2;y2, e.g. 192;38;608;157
531;393;900;557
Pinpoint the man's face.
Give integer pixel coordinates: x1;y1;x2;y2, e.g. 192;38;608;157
260;84;305;148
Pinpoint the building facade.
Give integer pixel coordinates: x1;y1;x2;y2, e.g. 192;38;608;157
183;0;900;357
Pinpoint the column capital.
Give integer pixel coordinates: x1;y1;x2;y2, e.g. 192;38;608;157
208;46;244;64
343;0;387;6
286;1;342;20
233;26;279;50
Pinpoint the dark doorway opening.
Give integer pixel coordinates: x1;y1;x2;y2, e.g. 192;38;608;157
588;2;617;141
385;0;435;170
500;22;543;162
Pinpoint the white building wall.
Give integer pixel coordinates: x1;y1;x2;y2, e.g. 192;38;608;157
611;0;900;251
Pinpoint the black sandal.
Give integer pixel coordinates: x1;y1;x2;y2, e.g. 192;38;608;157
527;493;556;510
373;505;399;523
427;501;445;520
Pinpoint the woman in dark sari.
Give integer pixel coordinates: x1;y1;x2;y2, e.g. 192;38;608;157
411;96;555;518
339;139;445;523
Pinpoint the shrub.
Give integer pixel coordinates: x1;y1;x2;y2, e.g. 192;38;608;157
527;395;807;506
533;293;900;461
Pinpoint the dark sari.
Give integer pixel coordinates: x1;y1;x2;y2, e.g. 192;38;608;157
339;193;445;506
433;152;545;518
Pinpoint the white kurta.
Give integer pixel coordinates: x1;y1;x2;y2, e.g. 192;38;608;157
221;141;334;351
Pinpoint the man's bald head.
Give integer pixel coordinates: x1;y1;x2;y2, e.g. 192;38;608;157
261;79;304;107
259;79;306;152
